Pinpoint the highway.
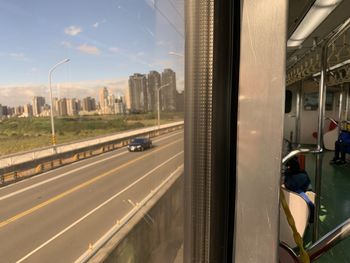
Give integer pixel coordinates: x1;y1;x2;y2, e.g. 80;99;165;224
0;131;184;263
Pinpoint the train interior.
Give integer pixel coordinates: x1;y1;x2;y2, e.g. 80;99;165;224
281;0;350;262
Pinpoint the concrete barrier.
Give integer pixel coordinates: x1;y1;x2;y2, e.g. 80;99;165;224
0;121;183;169
0;121;184;186
86;169;184;263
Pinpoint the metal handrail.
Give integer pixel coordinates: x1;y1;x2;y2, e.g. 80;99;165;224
282;148;321;165
282;148;312;164
306;218;350;261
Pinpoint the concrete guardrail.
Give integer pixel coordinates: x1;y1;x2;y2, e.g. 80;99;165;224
77;166;184;263
0;121;184;186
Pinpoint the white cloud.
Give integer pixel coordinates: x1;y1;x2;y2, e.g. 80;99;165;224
92;19;106;29
149;59;173;68
61;41;72;48
143;26;155;37
0;52;29;61
136;51;145;56
156;40;172;47
77;44;101;55
0;85;47;106
168;51;184;57
109;47;120;53
9;52;24;58
64;25;82;36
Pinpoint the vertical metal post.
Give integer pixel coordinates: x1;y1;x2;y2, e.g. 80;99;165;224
313;43;328;242
316;44;328;152
338;84;343;121
49;71;56;150
48;58;70;152
313;153;323;241
295;80;302;145
157;88;160;129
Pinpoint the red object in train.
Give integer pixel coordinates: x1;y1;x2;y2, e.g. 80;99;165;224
298;154;306;171
312;120;338;139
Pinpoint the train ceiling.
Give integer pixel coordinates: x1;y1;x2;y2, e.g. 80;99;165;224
286;0;350;86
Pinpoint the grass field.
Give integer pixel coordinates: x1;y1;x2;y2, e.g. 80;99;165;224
0;112;183;156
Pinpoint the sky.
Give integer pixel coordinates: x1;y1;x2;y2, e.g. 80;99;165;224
0;0;184;106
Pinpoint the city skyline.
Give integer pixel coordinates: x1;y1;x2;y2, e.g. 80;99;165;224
0;70;184;107
0;0;184;106
0;68;184;118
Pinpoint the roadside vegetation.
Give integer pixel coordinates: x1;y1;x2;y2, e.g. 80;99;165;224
0;112;183;156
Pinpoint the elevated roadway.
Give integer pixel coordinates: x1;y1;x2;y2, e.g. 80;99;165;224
0;131;184;263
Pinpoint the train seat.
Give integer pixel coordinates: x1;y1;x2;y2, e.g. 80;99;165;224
313;120;339;151
324;126;339;151
280;188;314;248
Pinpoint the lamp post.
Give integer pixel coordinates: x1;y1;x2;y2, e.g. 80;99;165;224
157;83;170;129
48;58;70;150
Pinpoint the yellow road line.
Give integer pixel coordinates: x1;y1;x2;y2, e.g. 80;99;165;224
0;138;183;229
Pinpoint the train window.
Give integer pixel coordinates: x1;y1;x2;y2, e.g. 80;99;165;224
0;0;184;262
303;92;334;111
2;0;350;262
285;90;293;113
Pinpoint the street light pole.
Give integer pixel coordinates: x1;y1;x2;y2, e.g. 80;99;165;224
157;83;170;129
48;58;70;150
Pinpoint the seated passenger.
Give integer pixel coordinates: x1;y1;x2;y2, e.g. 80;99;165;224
282;139;314;222
284;157;312;193
331;130;350;165
282;139;311;192
283;154;314;223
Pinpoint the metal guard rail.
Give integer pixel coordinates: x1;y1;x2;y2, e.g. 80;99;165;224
306;218;350;261
282;147;322;165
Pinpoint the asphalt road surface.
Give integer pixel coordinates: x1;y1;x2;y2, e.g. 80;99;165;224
0;131;184;263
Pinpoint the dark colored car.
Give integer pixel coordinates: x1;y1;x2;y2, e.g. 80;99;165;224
127;138;152;152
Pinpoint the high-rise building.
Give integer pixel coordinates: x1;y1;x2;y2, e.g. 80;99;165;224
76;99;82;112
147;71;161;112
161;69;177;111
67;98;79;116
23;104;33;117
8;107;15;117
1;105;7;116
107;94;115;114
15;106;24;116
114;97;126;114
128;73;148;112
52;98;59;116
82;97;96;112
32;96;46;116
57;98;67;116
39;104;51;117
99;87;109;114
